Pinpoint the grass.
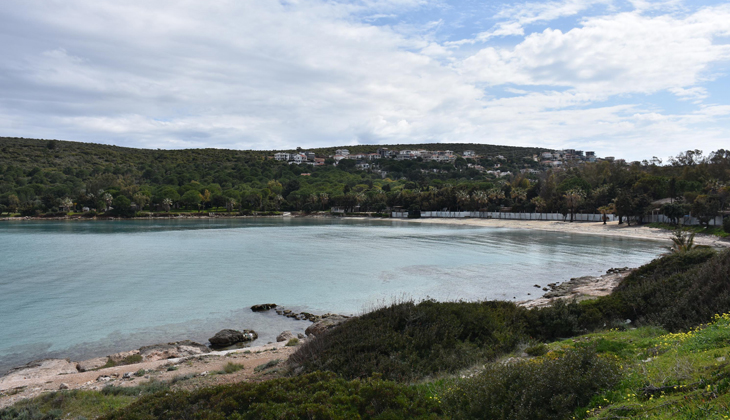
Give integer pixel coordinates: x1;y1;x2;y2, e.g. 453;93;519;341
285;338;299;346
557;313;730;419
0;381;169;420
222;362;244;374
647;222;729;238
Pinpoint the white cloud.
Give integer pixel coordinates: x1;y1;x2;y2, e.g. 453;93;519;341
448;0;610;45
460;7;730;97
0;0;729;161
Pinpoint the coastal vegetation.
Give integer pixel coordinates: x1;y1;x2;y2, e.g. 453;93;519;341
3;249;729;419
0;138;728;230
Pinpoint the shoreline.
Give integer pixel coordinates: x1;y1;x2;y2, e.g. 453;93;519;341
4;213;726;248
383;217;730;248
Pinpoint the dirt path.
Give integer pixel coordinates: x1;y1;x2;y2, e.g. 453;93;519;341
0;341;299;409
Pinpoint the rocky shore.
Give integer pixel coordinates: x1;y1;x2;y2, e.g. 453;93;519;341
0;305;351;408
518;266;635;309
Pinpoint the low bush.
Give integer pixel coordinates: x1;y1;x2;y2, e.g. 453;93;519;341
254;359;281;373
526;248;724;337
292;300;529;381
442;346;621;420
285;338;299;346
222;362;244;374
101;371;443;420
293;250;727;382
524;343;547;357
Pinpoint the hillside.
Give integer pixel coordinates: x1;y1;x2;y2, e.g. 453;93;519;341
1;138;728;229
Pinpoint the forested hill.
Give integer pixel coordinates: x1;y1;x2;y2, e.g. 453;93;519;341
1;137;728;225
0;137;544;171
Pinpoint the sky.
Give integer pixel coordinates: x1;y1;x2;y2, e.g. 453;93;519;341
1;0;729;161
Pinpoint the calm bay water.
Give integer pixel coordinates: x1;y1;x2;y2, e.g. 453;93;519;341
0;218;664;373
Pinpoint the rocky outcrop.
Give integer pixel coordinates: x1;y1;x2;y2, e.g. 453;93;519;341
208;329;258;348
251;303;277;312
139;340;210;361
305;315;349;337
519;267;635;309
108;350;140;365
76;357;109;372
0;359;79;392
276;331;296;342
274;308;350;323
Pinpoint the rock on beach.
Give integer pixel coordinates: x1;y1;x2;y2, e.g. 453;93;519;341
276;331;296;342
208;329;258;348
139;340;210;361
305;315;349;337
251;303;277;312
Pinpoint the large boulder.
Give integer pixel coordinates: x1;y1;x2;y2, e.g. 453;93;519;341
276;330;296;342
305;315;349;337
251;303;277;312
139;340;211;361
76;356;109;372
209;329;258;348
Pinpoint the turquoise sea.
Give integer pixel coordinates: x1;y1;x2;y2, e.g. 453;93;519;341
0;218;665;373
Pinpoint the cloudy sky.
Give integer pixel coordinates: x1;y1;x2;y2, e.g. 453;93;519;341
1;0;729;160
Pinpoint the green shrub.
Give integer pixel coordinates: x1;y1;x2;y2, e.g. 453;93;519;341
524;343;547;357
134;369;145;377
101;372;443;420
285;338;299;346
222;362;244;374
122;354;143;365
254;359;281;373
442;346;621;420
292;300;529;381
526;248;723;337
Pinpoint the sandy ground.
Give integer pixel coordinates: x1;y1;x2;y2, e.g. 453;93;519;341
0;341;299;409
385;218;730;248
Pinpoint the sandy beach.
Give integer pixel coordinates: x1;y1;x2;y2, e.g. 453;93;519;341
384;217;730;249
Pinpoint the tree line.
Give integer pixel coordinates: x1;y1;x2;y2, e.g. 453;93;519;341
0;138;728;226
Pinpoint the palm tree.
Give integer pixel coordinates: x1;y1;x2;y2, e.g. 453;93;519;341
226;198;236;213
455;190;470;211
598;204;615;225
272;194;284;211
308;193;319;210
162;198;173;212
670;229;702;253
102;193;113;211
531;196;546;219
354;192;366;209
564;189;586;222
472;190;488;210
59;197;73;213
511;188;527;210
487;188;505;208
319;193;329;210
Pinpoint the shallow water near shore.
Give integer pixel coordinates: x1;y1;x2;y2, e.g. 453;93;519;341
0;218;665;374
